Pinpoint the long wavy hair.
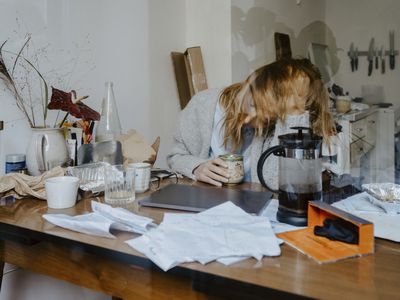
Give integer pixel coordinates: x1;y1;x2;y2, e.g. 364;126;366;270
219;58;335;150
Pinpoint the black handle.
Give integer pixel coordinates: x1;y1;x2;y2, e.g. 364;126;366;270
390;55;395;69
375;56;379;69
355;57;358;70
257;145;285;193
382;58;386;74
350;59;354;72
368;60;373;76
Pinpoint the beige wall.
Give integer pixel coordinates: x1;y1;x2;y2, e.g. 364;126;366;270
231;0;326;82
325;0;400;109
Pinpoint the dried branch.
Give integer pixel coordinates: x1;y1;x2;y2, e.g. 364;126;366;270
0;40;34;127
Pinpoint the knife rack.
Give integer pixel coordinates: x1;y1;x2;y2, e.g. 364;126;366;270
347;50;398;57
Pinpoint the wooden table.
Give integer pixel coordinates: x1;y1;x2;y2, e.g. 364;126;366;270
0;180;399;299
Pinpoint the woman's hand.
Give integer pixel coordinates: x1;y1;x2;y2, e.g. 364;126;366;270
193;158;230;187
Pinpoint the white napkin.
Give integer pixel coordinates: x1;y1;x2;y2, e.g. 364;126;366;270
260;199;305;234
126;201;281;271
333;192;400;242
43;201;155;238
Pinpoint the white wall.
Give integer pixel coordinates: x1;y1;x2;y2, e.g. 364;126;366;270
149;0;231;166
186;0;232;88
231;0;326;82
324;0;400;108
0;0;231;173
0;1;231;299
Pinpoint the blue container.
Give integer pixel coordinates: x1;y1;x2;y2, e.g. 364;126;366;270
6;154;26;174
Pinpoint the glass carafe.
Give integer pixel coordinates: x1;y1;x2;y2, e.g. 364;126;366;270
95;82;122;142
257;127;323;226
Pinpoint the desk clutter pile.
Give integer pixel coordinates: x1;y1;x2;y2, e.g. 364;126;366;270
44;200;281;271
41;182;400;271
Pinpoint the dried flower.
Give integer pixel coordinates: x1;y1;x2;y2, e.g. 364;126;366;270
0;37;49;128
47;87;100;127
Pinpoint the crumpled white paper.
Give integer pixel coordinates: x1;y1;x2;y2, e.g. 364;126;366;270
333;192;400;242
43;201;155;238
126;201;281;271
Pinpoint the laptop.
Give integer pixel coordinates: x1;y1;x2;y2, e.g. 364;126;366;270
138;184;272;215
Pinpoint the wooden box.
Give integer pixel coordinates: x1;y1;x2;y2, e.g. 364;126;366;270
277;201;374;263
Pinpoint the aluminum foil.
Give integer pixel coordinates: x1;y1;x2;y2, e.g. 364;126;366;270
362;183;400;203
66;162;109;193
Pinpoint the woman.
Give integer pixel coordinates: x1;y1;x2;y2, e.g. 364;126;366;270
167;58;335;188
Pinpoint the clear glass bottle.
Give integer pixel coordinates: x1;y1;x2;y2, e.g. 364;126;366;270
95;82;122;142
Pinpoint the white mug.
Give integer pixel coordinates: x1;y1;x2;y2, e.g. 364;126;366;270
45;176;80;209
128;162;151;193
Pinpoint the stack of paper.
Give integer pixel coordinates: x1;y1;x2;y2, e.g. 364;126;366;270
43;201;155;238
126;201;281;271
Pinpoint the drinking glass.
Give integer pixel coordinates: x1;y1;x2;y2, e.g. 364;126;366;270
104;165;135;205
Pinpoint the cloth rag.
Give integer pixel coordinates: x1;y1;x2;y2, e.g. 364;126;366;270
0;166;65;199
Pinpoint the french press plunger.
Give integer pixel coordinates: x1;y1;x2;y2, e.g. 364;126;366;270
257;127;323;226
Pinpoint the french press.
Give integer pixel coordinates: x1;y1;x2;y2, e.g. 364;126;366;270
257;127;323;226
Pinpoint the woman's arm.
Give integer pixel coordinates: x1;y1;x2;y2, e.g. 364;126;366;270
167;89;229;185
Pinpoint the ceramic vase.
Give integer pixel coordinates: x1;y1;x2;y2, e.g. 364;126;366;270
26;128;69;176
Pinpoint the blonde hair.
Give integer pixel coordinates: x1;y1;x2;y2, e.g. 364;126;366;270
219;58;335;150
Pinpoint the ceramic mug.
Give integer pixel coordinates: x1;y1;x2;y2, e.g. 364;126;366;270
45;176;80;209
128;162;151;193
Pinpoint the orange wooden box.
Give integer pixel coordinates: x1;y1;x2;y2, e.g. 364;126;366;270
277;201;374;263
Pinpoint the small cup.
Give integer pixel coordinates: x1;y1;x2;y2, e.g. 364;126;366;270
104;165;135;205
335;96;351;113
128;162;151;193
45;176;80;209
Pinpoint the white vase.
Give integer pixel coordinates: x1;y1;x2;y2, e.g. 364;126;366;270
26;128;69;176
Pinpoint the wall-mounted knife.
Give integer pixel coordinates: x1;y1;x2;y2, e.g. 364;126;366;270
367;38;375;76
375;47;379;69
381;46;386;74
349;43;355;71
389;30;395;69
355;48;359;70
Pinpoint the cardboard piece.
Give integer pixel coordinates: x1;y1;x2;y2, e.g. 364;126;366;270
171;46;208;109
277;201;374;264
171;52;192;109
274;32;292;60
184;47;208;96
117;129;160;166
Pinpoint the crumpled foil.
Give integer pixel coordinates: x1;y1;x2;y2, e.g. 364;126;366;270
66;162;109;193
362;183;400;215
362;183;400;203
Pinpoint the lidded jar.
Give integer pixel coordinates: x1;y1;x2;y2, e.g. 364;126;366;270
95;82;122;142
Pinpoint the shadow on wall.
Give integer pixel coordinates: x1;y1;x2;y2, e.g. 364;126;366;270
232;4;340;81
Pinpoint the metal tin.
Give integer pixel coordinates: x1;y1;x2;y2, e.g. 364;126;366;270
6;154;26;174
219;154;244;184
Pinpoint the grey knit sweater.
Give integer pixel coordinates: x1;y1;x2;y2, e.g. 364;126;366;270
167;88;309;190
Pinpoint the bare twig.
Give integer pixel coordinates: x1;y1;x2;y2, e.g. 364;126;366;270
0;41;34;127
11;36;31;76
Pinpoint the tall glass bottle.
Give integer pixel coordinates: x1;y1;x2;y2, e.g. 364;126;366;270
95;82;122;142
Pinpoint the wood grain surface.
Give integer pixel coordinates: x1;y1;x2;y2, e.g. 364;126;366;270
0;179;399;299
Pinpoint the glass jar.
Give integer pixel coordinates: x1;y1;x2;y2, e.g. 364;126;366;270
219;154;244;184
